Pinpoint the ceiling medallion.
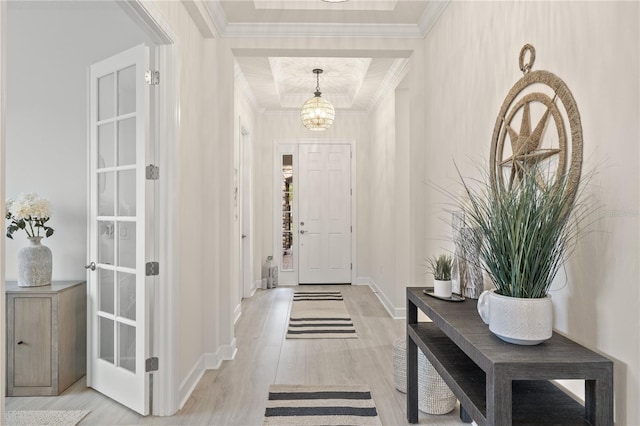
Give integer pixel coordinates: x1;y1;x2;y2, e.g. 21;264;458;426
301;68;335;132
490;44;583;206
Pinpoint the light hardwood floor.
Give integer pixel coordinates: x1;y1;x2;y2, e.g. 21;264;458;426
6;285;466;425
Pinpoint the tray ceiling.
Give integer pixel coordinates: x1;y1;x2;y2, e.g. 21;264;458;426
212;1;448;111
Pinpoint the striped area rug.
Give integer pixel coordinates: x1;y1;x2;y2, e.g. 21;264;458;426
263;385;381;425
287;291;357;339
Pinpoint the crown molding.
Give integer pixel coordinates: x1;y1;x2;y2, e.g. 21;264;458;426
234;61;262;113
417;0;450;37
367;57;410;113
220;22;424;39
200;0;449;39
253;0;397;11
183;0;233;38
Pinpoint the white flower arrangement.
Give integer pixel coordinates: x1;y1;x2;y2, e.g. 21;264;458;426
5;193;55;239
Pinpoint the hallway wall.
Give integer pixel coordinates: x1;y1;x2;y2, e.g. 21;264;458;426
360;89;398;311
421;1;639;423
146;2;237;410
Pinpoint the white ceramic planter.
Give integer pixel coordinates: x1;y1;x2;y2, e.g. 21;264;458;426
477;289;552;345
433;280;452;298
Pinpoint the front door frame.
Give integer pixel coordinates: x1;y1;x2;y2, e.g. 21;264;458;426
273;139;357;286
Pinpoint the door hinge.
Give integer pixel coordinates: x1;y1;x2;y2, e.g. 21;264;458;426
145;70;159;85
350;188;352;196
146;164;159;180
350;263;353;270
146;262;160;276
350;226;352;232
146;357;159;372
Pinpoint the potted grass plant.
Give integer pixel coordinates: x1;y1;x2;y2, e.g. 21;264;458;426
460;166;587;345
427;254;453;298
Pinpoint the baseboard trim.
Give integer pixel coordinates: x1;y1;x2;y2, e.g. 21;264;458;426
178;338;238;408
233;303;242;325
355;277;371;286
221;337;238;360
359;276;406;319
179;354;207;409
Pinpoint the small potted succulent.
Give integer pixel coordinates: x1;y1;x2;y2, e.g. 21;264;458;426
427;254;453;298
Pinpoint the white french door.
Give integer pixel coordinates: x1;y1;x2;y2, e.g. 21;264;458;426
298;144;352;284
87;44;152;415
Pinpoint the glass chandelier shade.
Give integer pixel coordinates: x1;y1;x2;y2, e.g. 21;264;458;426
301;69;335;131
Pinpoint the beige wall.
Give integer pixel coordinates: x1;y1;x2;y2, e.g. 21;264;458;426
362;90;399;308
422;1;639;423
151;2;237;400
152;0;208;391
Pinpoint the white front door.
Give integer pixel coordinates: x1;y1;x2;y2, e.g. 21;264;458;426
298;144;352;284
87;44;152;415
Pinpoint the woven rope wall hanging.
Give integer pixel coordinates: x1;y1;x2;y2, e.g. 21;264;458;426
490;44;583;208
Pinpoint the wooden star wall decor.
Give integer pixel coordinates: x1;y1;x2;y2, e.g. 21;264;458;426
490;44;583;206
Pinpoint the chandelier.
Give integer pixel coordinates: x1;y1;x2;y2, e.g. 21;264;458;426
300;69;335;131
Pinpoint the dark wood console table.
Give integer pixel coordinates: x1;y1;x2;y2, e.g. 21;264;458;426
406;287;613;425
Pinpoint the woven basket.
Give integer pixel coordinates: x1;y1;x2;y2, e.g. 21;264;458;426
392;337;457;414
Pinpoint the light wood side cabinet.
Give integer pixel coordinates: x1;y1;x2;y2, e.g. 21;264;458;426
6;280;86;396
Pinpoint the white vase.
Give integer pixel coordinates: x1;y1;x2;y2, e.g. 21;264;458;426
17;237;52;287
433;280;452;298
477;289;552;345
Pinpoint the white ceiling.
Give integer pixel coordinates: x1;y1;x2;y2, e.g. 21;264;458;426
209;0;449;112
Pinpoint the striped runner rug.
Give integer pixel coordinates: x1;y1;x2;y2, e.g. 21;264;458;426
263;385;381;425
287;291;357;339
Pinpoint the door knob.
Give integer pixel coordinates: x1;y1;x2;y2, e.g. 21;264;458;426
242;234;247;239
300;230;305;234
85;262;96;271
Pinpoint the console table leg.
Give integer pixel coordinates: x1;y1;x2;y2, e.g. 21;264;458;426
487;370;512;426
459;405;473;423
407;299;418;423
585;372;613;425
407;338;418;423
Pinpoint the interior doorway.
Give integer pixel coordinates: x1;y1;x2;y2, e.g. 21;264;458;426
274;141;355;285
2;0;178;417
239;126;253;299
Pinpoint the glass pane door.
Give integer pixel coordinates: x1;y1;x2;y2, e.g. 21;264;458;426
281;154;294;271
96;67;138;371
89;43;149;415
